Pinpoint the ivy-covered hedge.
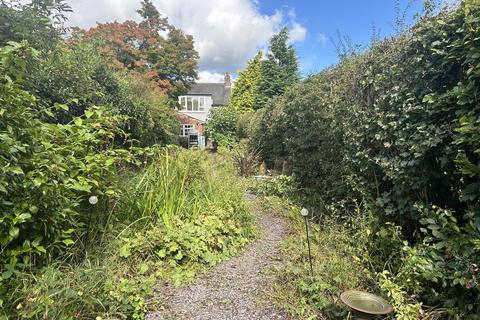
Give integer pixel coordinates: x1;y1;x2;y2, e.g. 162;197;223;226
251;2;480;316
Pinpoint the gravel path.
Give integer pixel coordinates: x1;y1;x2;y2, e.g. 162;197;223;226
146;193;291;320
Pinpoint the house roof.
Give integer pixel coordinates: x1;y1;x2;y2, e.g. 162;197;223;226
186;83;231;106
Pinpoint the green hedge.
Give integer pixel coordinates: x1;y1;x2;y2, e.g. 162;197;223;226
251;2;480;316
0;42;151;306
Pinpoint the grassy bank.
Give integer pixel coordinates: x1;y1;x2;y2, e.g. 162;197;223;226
258;195;374;319
3;148;254;319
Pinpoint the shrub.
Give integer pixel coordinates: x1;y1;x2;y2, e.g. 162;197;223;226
0;42;148;308
251;2;480;315
256;175;298;199
24;41;178;146
231;140;260;176
205;104;239;148
3;148;255;319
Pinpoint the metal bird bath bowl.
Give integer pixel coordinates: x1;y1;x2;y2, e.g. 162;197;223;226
340;290;393;319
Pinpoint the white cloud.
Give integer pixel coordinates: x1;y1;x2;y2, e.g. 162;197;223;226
285;8;306;43
197;71;225;83
317;33;328;47
290;22;307;43
66;0;140;28
65;0;306;76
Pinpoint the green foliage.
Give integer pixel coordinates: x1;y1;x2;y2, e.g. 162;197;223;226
262;197;374;319
255;175;297;198
105;275;155;319
230;52;264;113
206;104;239;148
123;148;253;231
0;41;156;314
106;70;179;146
0;0;71;50
258;27;300;108
0;42;130;269
379;271;425;320
3;149;254;319
249;95;288;164
23;41;178;145
251;3;480;316
213;27;300;150
153;26;199;99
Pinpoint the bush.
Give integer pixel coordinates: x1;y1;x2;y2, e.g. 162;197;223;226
3;148;255;319
251;2;480;316
24;41;178;146
231;140;260;176
205;104;239;148
255;175;297;199
0;41;151;310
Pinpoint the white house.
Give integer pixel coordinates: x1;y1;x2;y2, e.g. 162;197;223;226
177;73;232;149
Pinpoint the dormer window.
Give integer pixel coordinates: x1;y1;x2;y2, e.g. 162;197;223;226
178;96;207;112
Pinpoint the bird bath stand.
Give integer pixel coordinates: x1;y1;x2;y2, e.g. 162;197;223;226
340;290;393;319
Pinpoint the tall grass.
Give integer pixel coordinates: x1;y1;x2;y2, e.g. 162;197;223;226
126;147;222;228
259;196;375;319
132;148;191;228
3;148;254;319
127;147;252;229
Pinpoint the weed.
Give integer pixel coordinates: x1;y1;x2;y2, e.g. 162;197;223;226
261;196;375;319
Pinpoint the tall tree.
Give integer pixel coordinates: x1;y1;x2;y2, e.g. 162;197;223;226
150;26;198;97
258;27;299;108
137;0;168;33
75;1;198;98
230;51;263;113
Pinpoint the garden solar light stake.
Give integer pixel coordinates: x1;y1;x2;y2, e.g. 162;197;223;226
301;208;314;277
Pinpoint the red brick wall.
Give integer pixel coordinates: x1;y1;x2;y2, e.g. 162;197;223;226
177;113;204;135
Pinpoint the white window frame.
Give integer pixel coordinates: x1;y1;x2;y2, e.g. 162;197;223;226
179;96;186;110
180;124;194;136
178;96;209;112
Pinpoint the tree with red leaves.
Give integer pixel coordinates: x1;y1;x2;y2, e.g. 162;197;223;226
74;0;198;99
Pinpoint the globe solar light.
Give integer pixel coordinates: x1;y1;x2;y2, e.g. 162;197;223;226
301;207;314;277
88;196;98;205
301;208;309;217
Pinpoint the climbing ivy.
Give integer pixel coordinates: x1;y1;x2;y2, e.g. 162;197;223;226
250;1;480;316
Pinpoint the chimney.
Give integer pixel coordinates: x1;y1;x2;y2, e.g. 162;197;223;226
224;72;231;89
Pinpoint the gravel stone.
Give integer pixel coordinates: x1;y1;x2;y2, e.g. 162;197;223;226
146;194;292;320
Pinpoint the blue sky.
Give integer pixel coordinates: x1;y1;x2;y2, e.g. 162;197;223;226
66;0;426;81
259;0;423;75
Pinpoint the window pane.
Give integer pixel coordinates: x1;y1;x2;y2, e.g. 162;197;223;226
187;97;192;111
193;97;199;111
181;124;192;136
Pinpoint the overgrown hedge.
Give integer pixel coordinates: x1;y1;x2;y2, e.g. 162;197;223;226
251;2;480;317
0;42;152;307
